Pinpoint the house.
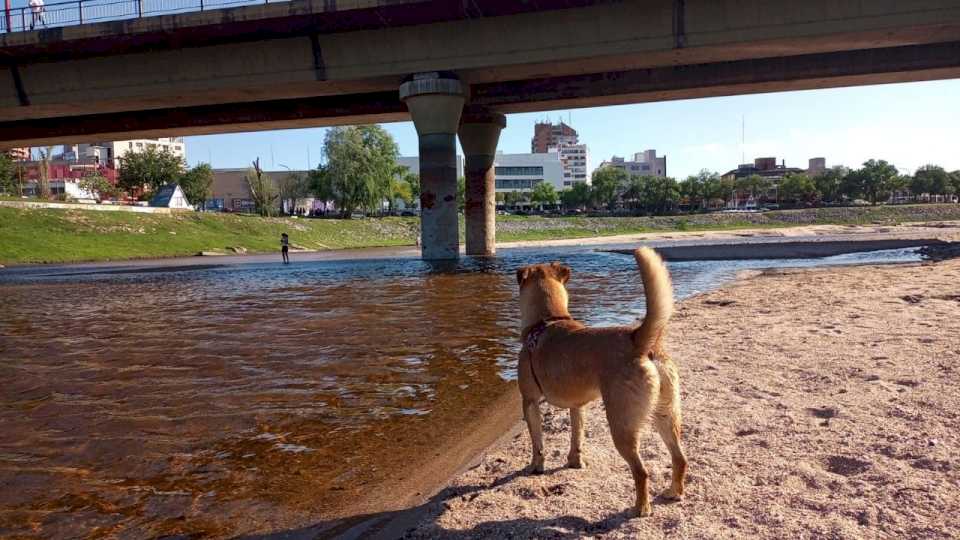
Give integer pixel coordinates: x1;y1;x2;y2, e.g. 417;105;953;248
149;184;193;210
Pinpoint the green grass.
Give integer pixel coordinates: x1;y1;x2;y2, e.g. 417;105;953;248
0;207;419;264
2;203;959;265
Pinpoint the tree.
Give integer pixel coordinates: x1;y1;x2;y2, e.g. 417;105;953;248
276;171;309;214
912;165;951;198
316;125;400;217
590;167;628;209
179;163;214;209
78;173;118;202
679;170;718;210
457;176;466;211
779;173;818;206
246;158;279;217
504;190;528;208
643;176;680;214
307;167;335;215
531;182;559;207
36;147;53;199
397;168;420;201
117;146;186;196
844;159;899;205
560;181;591;210
0;153;15;195
736;174;769;202
388;177;414;213
950;170;960;196
812;166;848;203
622;176;646;211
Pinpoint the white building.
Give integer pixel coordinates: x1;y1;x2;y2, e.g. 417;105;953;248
549;143;590;188
76;138;186;168
599;150;667;178
493;152;564;194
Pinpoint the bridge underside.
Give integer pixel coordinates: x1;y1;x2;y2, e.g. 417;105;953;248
4;40;960;147
3;0;960;147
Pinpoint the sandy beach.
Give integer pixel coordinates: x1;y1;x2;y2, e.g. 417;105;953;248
401;259;960;539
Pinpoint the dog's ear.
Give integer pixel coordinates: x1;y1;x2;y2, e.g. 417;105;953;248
516;267;531;287
550;262;571;284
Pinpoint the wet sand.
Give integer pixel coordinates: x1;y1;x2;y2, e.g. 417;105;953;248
401;259;960;539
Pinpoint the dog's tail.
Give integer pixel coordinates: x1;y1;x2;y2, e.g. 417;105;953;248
632;247;674;357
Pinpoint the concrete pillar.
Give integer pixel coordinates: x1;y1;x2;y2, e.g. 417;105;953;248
458;108;506;256
400;73;466;260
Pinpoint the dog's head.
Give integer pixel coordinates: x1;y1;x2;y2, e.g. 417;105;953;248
516;262;571;330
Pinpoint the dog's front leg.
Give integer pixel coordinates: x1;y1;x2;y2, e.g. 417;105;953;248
522;398;545;474
566;407;586;469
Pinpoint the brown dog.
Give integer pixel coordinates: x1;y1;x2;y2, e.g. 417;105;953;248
515;247;686;517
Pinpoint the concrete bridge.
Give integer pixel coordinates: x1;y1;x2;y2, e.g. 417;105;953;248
3;0;960;259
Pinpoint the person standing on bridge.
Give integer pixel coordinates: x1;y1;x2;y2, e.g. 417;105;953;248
28;0;45;30
280;233;290;264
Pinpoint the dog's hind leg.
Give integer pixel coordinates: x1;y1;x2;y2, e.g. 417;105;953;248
603;360;659;517
566;407;586;469
655;411;687;500
522;398;545;474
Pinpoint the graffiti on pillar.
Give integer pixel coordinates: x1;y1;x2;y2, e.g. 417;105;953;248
421;191;436;209
443;195;454;202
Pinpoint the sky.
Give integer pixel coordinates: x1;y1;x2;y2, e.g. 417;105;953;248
184;78;960;180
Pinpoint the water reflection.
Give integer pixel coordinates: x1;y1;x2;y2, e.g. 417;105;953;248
0;246;919;537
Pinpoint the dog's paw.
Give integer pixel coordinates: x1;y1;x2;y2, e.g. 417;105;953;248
632;503;653;518
566;455;587;469
660;487;683;501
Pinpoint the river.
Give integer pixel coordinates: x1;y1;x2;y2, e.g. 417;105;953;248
0;244;920;538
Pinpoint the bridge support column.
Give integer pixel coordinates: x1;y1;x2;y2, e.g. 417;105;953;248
458;109;506;257
400;73;466;260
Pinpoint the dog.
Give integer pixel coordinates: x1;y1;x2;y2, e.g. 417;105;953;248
515;247;686;517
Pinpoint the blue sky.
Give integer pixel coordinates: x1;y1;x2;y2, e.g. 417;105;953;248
185;78;960;179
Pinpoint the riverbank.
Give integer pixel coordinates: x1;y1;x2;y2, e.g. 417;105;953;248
396;259;960;539
3;204;960;265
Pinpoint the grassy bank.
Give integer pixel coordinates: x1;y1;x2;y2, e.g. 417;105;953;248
0;207;419;264
1;203;959;265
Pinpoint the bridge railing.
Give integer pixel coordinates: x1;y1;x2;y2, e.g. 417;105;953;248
2;0;286;33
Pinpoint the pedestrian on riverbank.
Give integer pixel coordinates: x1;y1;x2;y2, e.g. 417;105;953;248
29;0;45;30
281;233;290;264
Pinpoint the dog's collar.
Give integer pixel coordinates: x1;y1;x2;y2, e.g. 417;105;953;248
522;316;572;351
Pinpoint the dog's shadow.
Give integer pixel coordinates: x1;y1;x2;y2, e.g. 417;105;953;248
237;467;642;539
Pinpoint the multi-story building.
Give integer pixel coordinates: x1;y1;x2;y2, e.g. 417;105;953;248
75;138;186;168
720;156;817;208
493;152;564;195
807;157;826;175
721;157;807;184
598;150;667;178
549;143;590;187
531;121;578;153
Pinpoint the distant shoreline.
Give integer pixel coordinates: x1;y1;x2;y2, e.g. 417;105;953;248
2;221;958;275
3;203;960;266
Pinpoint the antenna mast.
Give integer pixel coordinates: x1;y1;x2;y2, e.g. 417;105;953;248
741;115;745;164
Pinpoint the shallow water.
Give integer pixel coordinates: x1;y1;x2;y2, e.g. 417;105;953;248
0;246;920;538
